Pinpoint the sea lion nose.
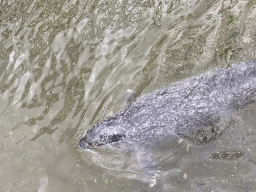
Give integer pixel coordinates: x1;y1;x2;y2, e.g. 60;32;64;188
79;137;90;149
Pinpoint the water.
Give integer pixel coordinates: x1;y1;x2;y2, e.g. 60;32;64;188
1;0;256;191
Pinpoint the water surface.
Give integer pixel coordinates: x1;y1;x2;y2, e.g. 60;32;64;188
1;0;256;191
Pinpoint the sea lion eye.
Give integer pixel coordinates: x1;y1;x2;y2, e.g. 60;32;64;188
99;134;126;144
111;134;125;142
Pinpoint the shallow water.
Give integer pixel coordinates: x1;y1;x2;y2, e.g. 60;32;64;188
1;0;256;191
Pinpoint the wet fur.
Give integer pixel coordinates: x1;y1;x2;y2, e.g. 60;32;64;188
79;59;256;186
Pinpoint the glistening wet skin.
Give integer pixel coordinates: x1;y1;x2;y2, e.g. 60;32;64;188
79;59;256;187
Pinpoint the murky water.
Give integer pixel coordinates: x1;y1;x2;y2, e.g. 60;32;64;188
1;0;256;191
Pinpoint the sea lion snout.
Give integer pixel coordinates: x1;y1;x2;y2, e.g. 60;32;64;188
79;136;90;149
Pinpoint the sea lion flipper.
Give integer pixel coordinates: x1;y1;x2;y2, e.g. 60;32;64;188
186;113;241;144
136;147;158;188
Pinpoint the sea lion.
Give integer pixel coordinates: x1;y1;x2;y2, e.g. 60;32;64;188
79;59;256;187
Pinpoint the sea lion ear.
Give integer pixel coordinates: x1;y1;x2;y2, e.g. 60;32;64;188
125;89;136;105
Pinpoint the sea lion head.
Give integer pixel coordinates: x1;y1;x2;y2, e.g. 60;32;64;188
79;117;127;149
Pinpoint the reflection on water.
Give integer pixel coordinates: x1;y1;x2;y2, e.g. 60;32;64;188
0;0;256;191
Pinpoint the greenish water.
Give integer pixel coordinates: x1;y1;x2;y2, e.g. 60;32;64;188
1;0;256;191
